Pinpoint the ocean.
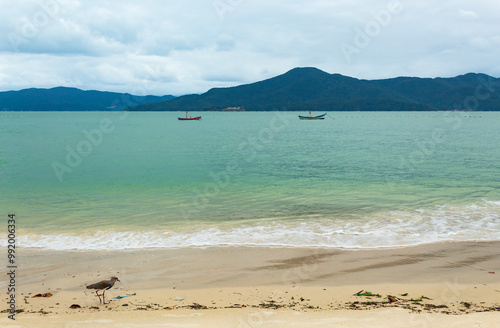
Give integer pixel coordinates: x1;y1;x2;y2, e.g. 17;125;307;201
1;111;499;250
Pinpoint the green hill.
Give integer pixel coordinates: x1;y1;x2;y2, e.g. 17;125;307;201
129;67;500;111
0;87;175;111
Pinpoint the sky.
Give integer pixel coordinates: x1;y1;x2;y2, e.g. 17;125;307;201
1;0;499;96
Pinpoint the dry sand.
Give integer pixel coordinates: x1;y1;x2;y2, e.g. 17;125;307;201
1;241;500;327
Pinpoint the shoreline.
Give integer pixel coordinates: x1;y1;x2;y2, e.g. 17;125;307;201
2;241;499;327
10;240;500;287
8;238;500;256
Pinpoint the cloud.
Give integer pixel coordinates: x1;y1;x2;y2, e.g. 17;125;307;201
458;9;479;19
0;0;500;95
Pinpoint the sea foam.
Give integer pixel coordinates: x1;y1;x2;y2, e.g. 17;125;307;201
4;200;499;250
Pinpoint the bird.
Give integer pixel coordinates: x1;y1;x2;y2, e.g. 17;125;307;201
86;276;120;304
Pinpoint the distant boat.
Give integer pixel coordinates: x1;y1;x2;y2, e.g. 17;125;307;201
298;112;326;120
178;112;201;120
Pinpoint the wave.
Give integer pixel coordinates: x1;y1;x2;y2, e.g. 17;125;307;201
3;200;499;250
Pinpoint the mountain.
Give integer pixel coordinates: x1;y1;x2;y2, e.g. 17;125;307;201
128;67;500;111
0;87;175;111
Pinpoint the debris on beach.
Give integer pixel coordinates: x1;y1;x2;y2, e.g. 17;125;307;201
225;304;247;308
0;309;24;314
187;303;208;310
354;290;381;297
410;295;431;302
32;293;53;298
424;304;448;310
114;293;136;299
388;296;399;303
6;287;500;317
258;300;285;309
163;306;177;310
341;291;500;314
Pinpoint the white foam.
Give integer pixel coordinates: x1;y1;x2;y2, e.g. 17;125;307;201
2;200;499;250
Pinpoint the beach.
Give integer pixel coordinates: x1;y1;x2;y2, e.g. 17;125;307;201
2;112;499;327
3;0;500;323
3;241;499;327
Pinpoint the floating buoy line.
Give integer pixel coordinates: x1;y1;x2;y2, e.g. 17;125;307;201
324;113;483;120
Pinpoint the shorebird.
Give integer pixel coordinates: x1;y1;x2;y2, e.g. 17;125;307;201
86;276;120;304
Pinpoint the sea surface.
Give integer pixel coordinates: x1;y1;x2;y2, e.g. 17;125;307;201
1;111;499;250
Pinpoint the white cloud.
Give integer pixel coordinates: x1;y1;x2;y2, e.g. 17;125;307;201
458;9;479;19
0;0;499;95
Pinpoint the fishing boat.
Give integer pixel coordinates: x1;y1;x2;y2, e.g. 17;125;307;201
178;112;201;120
298;112;326;120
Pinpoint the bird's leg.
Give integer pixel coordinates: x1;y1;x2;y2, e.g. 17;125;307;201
95;290;102;304
102;290;106;304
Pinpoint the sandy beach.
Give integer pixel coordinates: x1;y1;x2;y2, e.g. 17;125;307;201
2;241;500;327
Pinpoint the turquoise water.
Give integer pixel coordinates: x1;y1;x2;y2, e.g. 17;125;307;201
1;111;499;249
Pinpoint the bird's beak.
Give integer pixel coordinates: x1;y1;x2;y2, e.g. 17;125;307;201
117;278;121;282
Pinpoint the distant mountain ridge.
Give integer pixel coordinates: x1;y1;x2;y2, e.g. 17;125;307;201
129;67;500;111
3;68;500;111
0;87;175;111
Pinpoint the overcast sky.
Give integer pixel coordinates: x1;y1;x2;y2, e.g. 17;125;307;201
1;0;499;95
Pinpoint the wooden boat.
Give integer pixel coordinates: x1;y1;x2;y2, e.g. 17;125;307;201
178;112;201;120
298;112;326;120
